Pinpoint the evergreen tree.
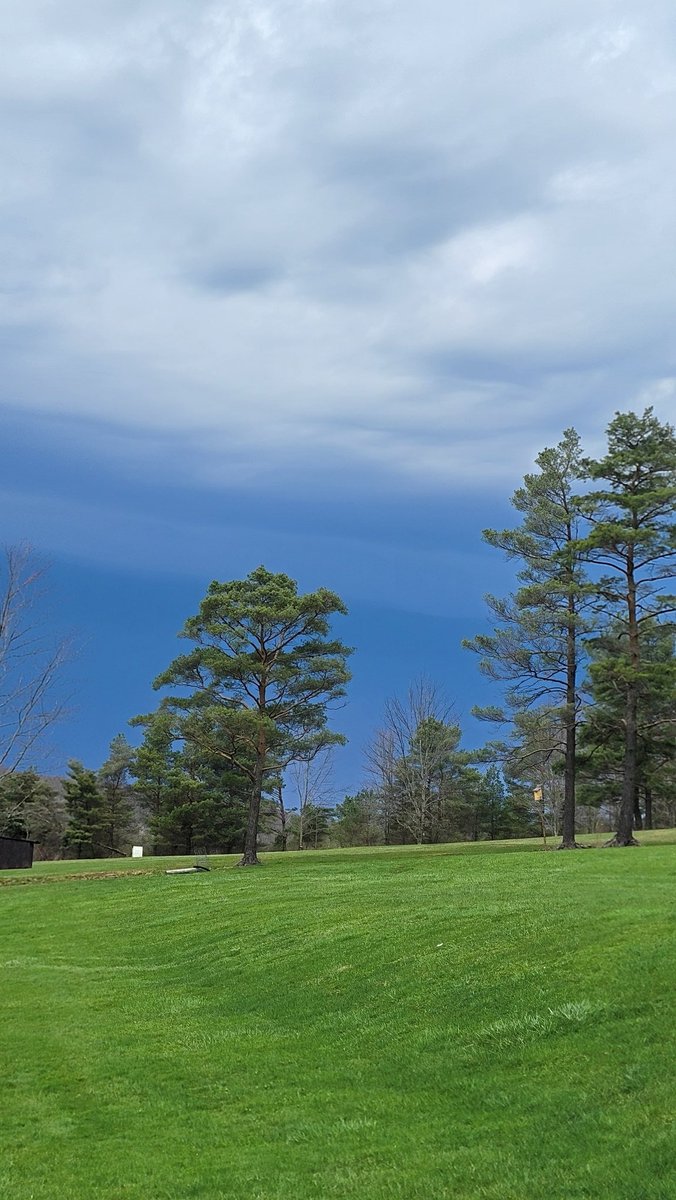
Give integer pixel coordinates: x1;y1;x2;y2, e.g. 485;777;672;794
577;408;676;845
0;770;63;847
287;802;333;850
474;765;509;841
578;618;676;831
129;711;185;854
363;681;512;844
98;734;136;855
332;791;383;847
152;567;351;866
497;709;569;839
366;681;464;845
62;761;105;859
464;429;592;847
130;711;250;854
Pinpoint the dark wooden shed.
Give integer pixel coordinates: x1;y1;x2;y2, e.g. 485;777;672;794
0;836;35;870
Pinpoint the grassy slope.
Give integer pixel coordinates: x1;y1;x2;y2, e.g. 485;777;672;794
1;837;675;1199
4;827;676;880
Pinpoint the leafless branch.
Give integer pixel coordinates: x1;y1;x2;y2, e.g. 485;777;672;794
0;544;72;772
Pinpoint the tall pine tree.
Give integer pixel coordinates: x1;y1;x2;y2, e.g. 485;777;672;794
152;567;351;866
465;429;592;847
63;761;105;859
98;734;135;855
577;408;676;846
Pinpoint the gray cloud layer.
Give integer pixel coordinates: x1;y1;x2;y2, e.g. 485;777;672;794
2;0;676;488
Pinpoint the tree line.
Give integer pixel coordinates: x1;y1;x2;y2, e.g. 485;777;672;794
1;407;674;860
464;407;675;847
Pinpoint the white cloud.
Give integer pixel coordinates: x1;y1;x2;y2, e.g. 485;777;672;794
2;0;676;492
570;22;638;67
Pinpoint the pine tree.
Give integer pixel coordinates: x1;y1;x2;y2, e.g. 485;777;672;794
475;766;508;841
577;408;676;845
130;711;250;855
0;770;62;845
98;734;135;855
332;791;383;847
578;618;676;831
152;567;351;866
63;761;105;859
465;430;592;847
366;681;463;845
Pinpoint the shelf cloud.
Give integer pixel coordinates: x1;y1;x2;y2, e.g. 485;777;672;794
2;0;676;491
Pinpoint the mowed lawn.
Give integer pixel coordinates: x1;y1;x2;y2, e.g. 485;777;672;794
1;836;675;1200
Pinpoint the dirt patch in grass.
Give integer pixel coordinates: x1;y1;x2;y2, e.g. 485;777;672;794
0;868;153;886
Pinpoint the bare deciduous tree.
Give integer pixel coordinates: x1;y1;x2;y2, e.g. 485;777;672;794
366;678;460;845
0;544;70;773
364;727;398;843
288;749;335;850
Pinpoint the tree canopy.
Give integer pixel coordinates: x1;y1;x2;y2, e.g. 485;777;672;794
150;566;352;865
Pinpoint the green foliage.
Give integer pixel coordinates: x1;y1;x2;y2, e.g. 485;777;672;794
98;733;136;854
578;619;676;827
332;790;384;847
474;765;510;840
130;711;249;855
468;413;676;845
129;710;187;851
394;715;465;843
467;428;589;703
579;407;676;566
151;566;352;864
62;760;106;858
365;683;539;845
576;407;676;843
498;715;569;839
465;429;592;846
2;839;675;1199
367;681;472;845
0;770;63;849
286;802;334;850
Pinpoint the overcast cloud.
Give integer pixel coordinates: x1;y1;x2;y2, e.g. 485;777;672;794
2;0;676;491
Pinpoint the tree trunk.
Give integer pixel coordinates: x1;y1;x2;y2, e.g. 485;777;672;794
152;792;161;855
238;725;266;866
417;791;425;845
606;559;640;847
558;586;581;848
606;685;640;845
240;787;263;864
277;784;287;850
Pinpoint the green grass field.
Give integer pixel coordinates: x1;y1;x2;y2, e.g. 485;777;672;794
2;834;675;1199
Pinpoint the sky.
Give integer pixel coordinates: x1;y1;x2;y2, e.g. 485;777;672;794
3;0;676;794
